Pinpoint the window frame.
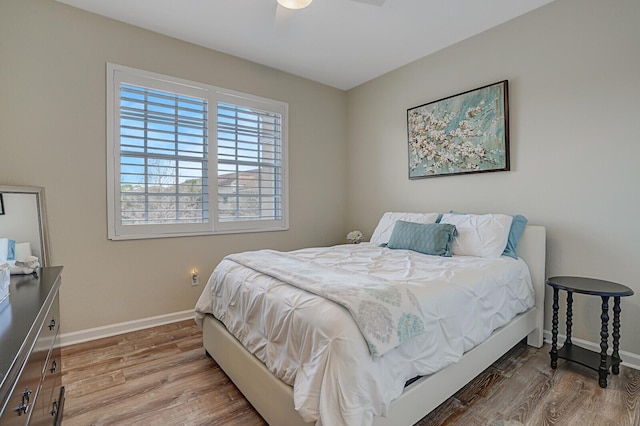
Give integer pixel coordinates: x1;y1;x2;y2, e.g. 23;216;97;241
106;63;289;240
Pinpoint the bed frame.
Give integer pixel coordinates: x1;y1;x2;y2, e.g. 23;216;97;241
202;225;546;425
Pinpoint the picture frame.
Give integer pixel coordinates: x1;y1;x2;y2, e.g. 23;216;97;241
0;194;4;215
407;80;509;179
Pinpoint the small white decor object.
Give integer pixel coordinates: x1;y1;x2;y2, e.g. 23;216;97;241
346;230;363;244
10;256;40;275
0;263;9;304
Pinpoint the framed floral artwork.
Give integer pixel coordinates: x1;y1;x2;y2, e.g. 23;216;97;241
407;80;509;179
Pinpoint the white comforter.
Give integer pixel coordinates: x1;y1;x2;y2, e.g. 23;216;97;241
195;243;534;426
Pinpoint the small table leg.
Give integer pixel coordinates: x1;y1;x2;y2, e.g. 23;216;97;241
550;287;559;369
599;296;610;388
565;292;573;346
612;296;622;375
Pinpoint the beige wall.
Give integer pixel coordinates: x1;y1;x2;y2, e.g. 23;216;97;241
346;0;640;354
2;0;639;356
0;0;347;333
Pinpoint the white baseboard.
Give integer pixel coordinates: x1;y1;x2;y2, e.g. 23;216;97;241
59;309;195;347
543;329;640;371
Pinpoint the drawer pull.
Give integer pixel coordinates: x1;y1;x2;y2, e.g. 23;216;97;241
16;402;29;416
50;399;58;417
21;388;32;404
15;388;31;416
49;317;57;330
50;359;58;373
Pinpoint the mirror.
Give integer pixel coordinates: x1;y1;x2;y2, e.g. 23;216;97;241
0;185;49;267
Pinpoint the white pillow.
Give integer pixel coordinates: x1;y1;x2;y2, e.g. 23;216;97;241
370;212;440;245
439;213;513;258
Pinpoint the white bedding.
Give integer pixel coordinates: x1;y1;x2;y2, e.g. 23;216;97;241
195;243;534;426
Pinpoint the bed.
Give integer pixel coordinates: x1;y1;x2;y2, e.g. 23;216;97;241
195;213;546;426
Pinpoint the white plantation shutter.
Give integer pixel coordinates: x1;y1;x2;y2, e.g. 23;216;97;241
119;84;209;226
216;102;283;224
107;64;288;239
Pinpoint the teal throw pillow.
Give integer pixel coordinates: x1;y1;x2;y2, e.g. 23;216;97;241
502;214;528;259
387;221;457;257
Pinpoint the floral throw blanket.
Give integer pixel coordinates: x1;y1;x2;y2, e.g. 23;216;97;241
226;250;426;357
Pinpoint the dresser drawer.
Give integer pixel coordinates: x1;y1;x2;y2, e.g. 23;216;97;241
0;349;43;426
33;291;62;426
33;343;62;425
34;295;60;379
30;363;62;426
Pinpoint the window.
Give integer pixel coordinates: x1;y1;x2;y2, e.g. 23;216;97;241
214;98;284;232
107;64;288;239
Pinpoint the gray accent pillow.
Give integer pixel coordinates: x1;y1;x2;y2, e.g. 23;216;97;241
387;221;457;257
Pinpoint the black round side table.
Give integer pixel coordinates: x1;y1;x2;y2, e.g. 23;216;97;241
546;276;634;388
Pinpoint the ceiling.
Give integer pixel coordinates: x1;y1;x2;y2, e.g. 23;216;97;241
56;0;555;90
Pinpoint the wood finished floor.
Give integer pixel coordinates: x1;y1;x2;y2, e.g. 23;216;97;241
61;320;640;426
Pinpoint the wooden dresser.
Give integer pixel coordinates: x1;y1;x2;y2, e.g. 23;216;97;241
0;267;64;426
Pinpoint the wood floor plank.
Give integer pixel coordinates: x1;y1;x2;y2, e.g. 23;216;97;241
486;352;555;423
61;320;640;425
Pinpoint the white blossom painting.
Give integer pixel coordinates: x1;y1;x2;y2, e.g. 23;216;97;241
407;81;509;179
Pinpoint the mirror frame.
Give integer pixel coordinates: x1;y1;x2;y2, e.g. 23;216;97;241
0;185;50;267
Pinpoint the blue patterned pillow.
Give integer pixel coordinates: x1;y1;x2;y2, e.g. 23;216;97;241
387;221;457;256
